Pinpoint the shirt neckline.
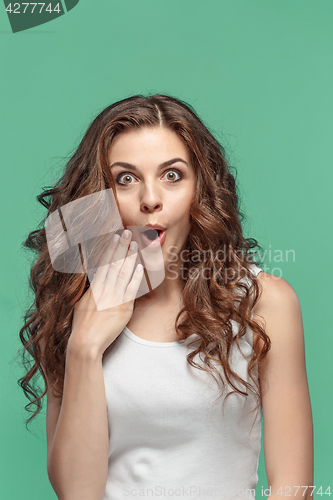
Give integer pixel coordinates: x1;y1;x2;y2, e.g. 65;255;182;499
123;326;189;348
122;265;262;348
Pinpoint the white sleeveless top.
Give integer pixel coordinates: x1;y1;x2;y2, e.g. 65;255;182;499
102;264;263;499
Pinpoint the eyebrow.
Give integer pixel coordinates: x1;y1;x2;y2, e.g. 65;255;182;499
109;158;189;171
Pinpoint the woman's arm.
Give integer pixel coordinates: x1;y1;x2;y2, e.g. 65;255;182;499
47;343;109;500
253;272;314;500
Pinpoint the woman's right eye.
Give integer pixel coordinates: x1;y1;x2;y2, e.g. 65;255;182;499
116;173;135;185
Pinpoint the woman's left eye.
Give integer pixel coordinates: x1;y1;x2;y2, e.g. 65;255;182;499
163;169;182;182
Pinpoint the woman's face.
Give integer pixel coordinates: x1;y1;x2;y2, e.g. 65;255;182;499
108;126;196;274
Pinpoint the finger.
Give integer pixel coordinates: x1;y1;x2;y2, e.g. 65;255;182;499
91;228;131;289
90;232;121;284
94;230;134;310
111;241;139;301
122;263;144;304
104;240;137;301
108;229;132;269
97;259;143;312
89;232;122;302
104;229;132;286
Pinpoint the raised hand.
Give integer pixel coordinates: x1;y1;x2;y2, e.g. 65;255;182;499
69;229;144;357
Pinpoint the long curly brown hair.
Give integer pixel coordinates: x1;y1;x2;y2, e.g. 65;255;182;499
18;93;270;431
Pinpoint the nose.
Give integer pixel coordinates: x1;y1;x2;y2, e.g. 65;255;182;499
139;183;163;213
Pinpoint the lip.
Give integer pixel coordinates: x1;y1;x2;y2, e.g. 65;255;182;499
140;223;166;232
140;228;167;248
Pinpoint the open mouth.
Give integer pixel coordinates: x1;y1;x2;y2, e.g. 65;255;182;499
140;228;166;247
142;229;162;241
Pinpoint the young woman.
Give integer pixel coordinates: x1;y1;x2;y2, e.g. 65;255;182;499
19;94;313;500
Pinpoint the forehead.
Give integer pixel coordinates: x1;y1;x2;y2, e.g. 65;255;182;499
108;127;190;162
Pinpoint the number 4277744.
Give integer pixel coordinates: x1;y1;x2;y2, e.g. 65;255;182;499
5;3;61;14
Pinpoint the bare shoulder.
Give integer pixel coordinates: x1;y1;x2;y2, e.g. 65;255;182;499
252;270;304;357
252;271;302;339
253;271;301;318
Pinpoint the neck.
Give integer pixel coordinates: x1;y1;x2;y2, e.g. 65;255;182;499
135;248;186;305
135;274;185;306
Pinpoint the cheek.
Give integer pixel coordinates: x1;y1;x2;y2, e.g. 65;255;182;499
173;193;194;218
168;200;190;222
114;193;133;222
169;185;195;207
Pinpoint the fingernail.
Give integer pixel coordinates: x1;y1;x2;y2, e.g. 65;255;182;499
123;230;131;239
130;241;137;251
113;233;120;243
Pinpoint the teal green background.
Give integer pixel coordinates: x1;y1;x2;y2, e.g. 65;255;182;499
1;1;332;498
